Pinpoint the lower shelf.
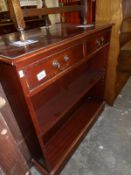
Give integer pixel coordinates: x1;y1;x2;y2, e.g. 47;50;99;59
40;98;105;174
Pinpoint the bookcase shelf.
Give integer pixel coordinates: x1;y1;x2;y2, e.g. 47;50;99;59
45;98;104;170
36;70;103;139
0;23;112;175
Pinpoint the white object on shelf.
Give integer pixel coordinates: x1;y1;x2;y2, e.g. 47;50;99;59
10;40;38;47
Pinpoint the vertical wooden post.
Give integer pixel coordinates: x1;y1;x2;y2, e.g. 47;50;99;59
41;0;51;26
80;0;88;24
96;0;123;104
7;0;25;31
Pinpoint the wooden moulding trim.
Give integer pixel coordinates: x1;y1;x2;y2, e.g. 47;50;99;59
23;5;84;17
32;159;49;175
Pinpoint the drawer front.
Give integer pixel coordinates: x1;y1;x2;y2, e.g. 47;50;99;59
85;30;111;56
23;43;83;90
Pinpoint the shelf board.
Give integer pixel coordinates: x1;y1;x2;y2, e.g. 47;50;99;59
36;70;103;137
45;98;104;173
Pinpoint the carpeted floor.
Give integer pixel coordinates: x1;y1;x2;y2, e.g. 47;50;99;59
31;77;131;175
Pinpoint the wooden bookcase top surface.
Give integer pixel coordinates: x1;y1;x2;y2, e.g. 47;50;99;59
0;23;112;63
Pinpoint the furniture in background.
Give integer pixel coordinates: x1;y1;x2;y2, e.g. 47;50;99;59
0;4;50;35
0;84;32;175
0;0;96;35
0;23;112;175
5;0;88;32
59;0;81;24
58;0;96;24
96;0;131;105
117;0;131;72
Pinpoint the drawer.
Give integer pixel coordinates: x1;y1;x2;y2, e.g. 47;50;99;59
85;30;111;56
23;43;83;90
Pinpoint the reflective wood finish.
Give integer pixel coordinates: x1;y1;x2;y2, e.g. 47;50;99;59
23;42;83;90
0;23;112;175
